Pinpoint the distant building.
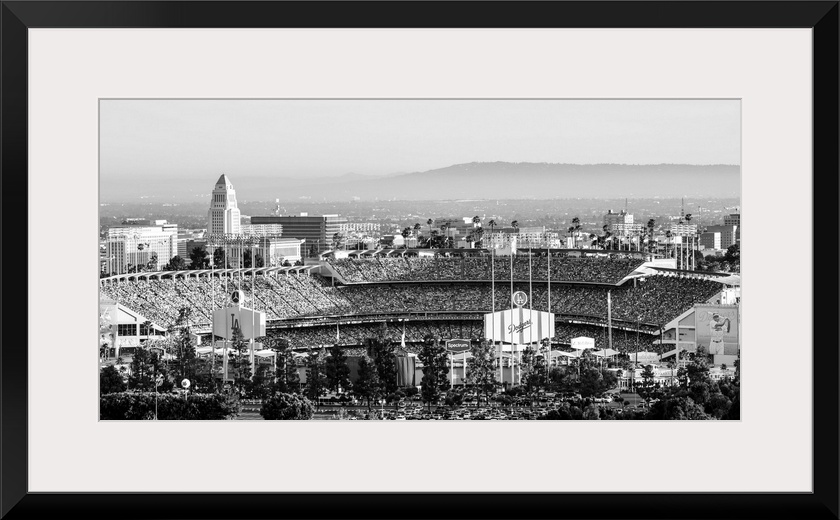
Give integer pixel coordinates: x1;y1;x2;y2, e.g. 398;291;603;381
106;224;178;274
251;214;347;255
699;231;722;250
338;222;381;234
724;213;741;244
207;174;241;235
240;223;284;236
703;225;738;249
257;238;304;265
723;213;740;227
668;223;698;236
485;229;561;249
603;210;634;228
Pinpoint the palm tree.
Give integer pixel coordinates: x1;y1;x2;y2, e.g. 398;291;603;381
413;223;421;239
571;217;580;248
646;218;656;253
401;227;412;249
684;214;693;270
426;219;433;247
475;226;485;247
665;230;673;259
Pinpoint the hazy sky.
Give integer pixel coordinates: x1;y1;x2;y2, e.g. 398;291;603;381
100;99;740;180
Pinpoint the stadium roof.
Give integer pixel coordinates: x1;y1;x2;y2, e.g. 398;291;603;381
715;274;741;285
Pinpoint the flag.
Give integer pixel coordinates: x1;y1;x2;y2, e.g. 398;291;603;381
401;322;406;349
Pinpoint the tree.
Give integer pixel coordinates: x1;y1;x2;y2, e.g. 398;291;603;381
646;218;656;253
260;393;315;420
266;337;300;394
418;337;448;410
426;219;434;247
169;307;197;384
243;249;264;268
165;255;187;271
583;403;601;420
324;345;352;394
100;365;126;394
146;252;159;271
571;217;581;248
637;364;656;399
129;348;172;392
663;396;709;420
401;227;412;248
354;355;380;409
365;333;398;396
228;325;252;398
548;366;576;393
245;363;275;400
189;246;209;269
304;347;328;403
213;247;227;269
724;243;740;263
520;346;546;396
465;340;498;404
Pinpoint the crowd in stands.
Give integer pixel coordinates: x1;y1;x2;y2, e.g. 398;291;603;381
263;321;657;355
101;273;721;333
327;255;644;285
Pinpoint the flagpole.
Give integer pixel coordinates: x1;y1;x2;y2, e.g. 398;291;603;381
509;242;514;390
210;243;215;390
224;237;229;386
528;241;533;362
608;290;613;349
250;239;256;381
547;238;552;385
492;245;498;391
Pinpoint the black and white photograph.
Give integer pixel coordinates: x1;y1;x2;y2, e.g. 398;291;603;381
98;99;741;421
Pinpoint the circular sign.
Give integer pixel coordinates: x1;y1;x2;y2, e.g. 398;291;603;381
512;291;528;307
181;378;191;389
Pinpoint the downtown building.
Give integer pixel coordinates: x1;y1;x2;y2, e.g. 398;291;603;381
105;223;178;275
251;213;347;256
699;225;738;251
207;174;241;235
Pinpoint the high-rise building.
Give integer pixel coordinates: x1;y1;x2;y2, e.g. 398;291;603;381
723;213;740;227
724;213;741;244
207;174;241;235
603;210;634;228
699;231;722;250
251;214;347;255
106;224;178;274
702;225;738;249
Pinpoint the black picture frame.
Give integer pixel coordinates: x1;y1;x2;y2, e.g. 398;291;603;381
1;2;837;519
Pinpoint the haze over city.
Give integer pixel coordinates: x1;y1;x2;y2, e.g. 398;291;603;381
100;99;740;203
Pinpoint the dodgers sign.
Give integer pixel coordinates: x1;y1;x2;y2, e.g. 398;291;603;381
483;308;555;344
212;306;266;340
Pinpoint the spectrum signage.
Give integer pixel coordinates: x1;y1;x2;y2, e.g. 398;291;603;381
446;339;471;353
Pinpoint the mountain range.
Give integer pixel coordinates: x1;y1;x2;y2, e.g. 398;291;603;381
100;162;740;202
